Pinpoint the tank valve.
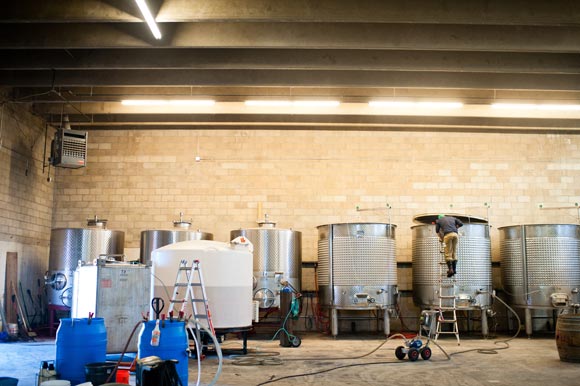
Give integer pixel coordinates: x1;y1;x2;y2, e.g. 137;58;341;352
550;293;569;307
354;293;370;304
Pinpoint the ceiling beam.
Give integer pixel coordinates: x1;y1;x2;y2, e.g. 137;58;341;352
1;49;579;74
3;69;580;91
44;113;580;133
3;0;580;25
19;87;580;107
1;23;579;52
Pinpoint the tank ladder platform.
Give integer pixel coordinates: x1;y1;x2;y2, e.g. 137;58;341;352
169;259;216;354
435;244;460;345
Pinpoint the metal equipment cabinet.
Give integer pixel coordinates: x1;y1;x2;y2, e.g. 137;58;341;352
72;262;151;353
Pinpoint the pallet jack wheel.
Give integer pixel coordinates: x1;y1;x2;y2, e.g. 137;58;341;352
395;346;406;360
291;336;302;347
408;348;420;361
420;347;432;360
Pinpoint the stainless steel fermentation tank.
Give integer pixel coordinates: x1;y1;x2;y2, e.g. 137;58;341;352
499;224;580;336
46;218;125;309
230;217;302;308
411;214;492;336
317;223;397;336
140;214;213;265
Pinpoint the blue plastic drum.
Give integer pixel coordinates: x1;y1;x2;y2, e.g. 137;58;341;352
55;318;107;385
138;321;188;386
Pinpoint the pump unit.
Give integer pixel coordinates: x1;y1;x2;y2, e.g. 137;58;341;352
50;129;87;168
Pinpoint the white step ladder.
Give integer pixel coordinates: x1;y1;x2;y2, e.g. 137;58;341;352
168;259;215;351
435;244;460;345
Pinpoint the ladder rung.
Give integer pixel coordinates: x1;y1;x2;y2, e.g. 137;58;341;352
439;307;457;310
172;260;215;338
438;319;457;323
437;331;459;334
439;295;456;299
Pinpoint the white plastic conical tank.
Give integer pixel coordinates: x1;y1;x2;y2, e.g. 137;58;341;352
151;239;253;329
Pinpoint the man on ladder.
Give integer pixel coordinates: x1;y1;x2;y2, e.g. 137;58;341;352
435;214;464;277
435;214;463;345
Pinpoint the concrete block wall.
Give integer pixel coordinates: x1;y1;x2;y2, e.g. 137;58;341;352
49;128;580;334
0;101;54;304
4;112;580;333
52;129;580;263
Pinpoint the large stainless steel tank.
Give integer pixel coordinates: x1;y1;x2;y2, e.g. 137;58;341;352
230;217;302;308
499;224;580;309
46;218;125;308
140;213;213;265
317;222;397;336
412;214;492;310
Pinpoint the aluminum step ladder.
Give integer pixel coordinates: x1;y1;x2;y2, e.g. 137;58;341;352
168;259;216;352
435;243;460;345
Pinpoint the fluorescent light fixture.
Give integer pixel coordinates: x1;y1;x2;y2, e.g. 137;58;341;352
293;100;340;107
369;101;463;108
134;0;162;39
121;99;215;106
245;100;293;107
492;103;580;111
245;100;340;107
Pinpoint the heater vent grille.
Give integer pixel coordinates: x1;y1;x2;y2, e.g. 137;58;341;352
51;129;87;168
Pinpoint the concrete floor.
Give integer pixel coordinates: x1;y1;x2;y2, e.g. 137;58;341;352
1;333;578;386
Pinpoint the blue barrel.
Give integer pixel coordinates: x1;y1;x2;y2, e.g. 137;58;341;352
56;318;107;385
138;321;188;385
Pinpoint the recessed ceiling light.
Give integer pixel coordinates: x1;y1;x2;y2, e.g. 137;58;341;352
491;103;580;111
369;101;463;108
121;99;215;106
245;100;340;107
245;100;293;107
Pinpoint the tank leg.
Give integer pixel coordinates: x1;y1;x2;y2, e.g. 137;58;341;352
481;309;489;338
525;308;533;338
331;308;338;337
383;309;390;337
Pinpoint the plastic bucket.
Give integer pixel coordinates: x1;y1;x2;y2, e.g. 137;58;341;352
7;323;18;337
85;362;116;386
115;369;130;384
56;318;107;385
138;321;188;386
0;377;18;386
556;314;580;363
39;381;69;386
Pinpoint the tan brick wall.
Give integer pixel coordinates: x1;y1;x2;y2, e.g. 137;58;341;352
51;129;580;269
3;108;580;332
0;101;54;299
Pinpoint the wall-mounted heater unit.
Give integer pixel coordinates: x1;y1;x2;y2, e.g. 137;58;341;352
50;129;88;168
